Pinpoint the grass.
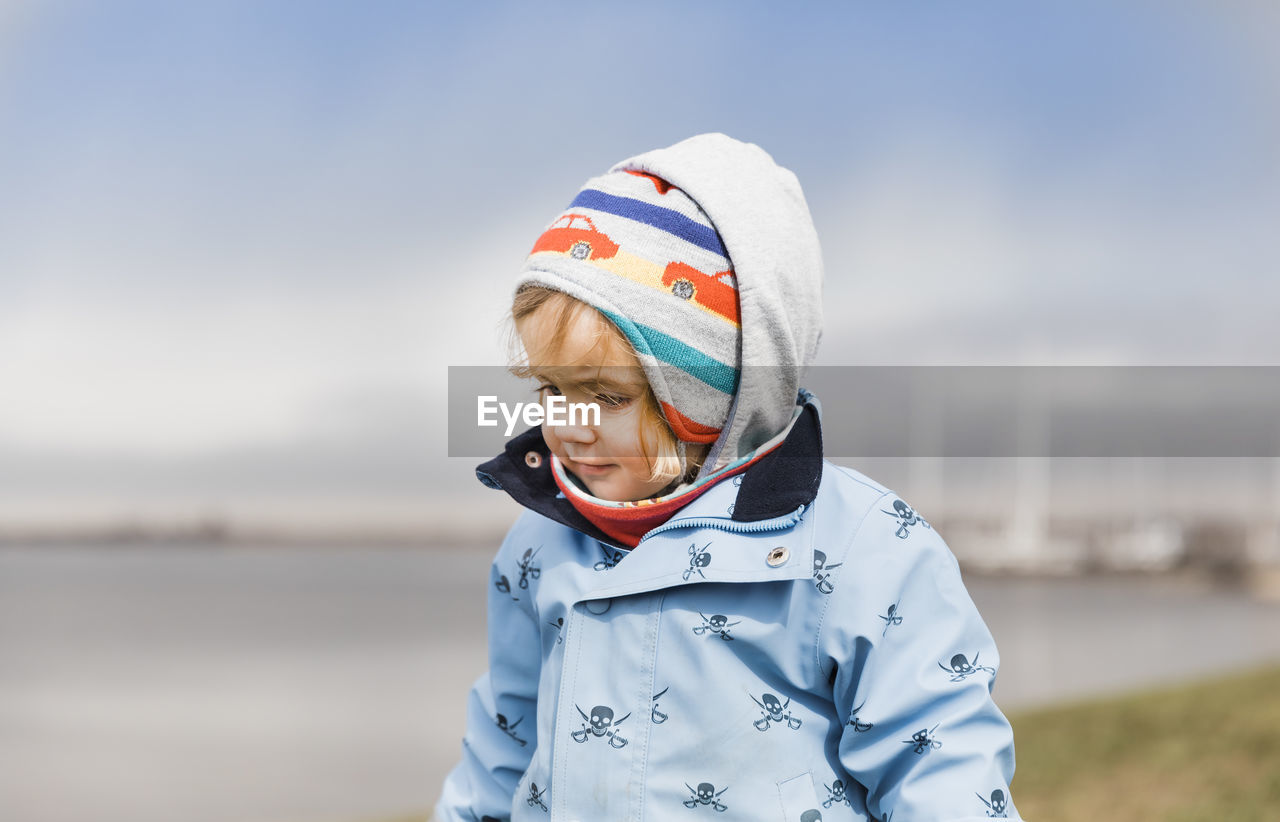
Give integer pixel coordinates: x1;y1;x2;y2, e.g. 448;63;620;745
1008;664;1280;821
381;665;1280;822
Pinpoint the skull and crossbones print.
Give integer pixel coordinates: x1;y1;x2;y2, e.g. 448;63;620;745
976;788;1009;817
693;612;740;640
847;700;874;733
903;723;943;754
939;652;996;682
526;781;548;812
593;544;626;571
751;692;802;731
494;573;517;600
878;600;904;636
683;542;713;581
494;713;527;747
570;704;631;748
516;546;541;589
682;782;729;812
883;498;931;539
812;549;843;595
822;778;852;809
651;686;670;724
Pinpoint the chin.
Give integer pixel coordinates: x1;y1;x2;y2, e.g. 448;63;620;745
580;477;633;503
567;471;612;500
587;481;627;501
564;464;652;503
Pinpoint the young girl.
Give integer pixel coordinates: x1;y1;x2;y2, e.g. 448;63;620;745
436;134;1020;821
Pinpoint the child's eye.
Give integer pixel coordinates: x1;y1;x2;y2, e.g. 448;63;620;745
594;393;632;409
535;383;562;396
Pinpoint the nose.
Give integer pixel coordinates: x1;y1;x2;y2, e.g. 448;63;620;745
553;418;597;445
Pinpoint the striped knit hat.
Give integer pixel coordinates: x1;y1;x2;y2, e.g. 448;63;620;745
516;168;740;445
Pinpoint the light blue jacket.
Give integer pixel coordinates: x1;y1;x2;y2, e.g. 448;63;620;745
435;398;1020;822
439;134;1019;820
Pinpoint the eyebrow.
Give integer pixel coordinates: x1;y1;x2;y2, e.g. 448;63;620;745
529;368;647;394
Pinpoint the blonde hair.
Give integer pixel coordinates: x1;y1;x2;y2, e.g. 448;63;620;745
507;287;702;488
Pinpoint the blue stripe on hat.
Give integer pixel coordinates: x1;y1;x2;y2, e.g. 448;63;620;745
570;189;728;259
599;309;738;395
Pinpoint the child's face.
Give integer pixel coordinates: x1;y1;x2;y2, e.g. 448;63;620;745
517;308;686;502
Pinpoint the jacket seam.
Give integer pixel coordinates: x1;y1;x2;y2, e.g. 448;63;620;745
553;603;588;819
583;568;809;600
829;463;890;496
812;489;895;682
633;591;665;822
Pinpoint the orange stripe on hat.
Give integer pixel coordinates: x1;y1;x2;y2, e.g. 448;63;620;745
661;402;722;444
624;169;674;195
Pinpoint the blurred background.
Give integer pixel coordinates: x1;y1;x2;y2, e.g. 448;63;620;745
2;1;1279;821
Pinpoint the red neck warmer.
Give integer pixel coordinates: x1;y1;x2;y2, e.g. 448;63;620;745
551;449;772;549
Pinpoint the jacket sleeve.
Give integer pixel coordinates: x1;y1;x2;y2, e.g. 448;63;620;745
819;492;1021;821
434;524;543;822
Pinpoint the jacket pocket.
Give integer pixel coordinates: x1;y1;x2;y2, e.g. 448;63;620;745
776;771;823;822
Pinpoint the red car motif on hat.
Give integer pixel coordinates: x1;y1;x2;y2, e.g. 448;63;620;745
662;262;740;324
530;213;620;261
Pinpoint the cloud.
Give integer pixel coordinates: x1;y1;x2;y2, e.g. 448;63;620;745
813;112;1280;365
3;1;1278;523
0;230;527;454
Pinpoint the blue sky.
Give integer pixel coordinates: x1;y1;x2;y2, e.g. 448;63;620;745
1;1;1277;521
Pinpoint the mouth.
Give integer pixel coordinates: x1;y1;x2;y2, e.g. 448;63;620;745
565;457;616;476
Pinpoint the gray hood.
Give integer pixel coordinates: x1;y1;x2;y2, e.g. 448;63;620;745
609;133;824;469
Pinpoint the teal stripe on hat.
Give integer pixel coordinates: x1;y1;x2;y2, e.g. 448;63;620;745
599;308;738;395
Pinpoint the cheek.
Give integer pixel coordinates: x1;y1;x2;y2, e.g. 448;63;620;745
595;410;647;457
541;425;565;456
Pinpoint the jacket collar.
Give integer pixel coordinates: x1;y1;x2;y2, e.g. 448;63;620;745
475;393;825;548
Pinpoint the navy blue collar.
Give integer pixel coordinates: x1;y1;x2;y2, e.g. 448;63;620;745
475;399;825;546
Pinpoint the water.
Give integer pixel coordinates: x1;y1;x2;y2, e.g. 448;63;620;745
3;544;1280;822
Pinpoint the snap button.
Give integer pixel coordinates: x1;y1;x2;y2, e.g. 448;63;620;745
766;546;789;567
585;599;611;615
524;451;543;468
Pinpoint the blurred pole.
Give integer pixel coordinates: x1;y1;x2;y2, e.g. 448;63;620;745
1247;449;1280;600
908;366;945;519
1007;370;1049;570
